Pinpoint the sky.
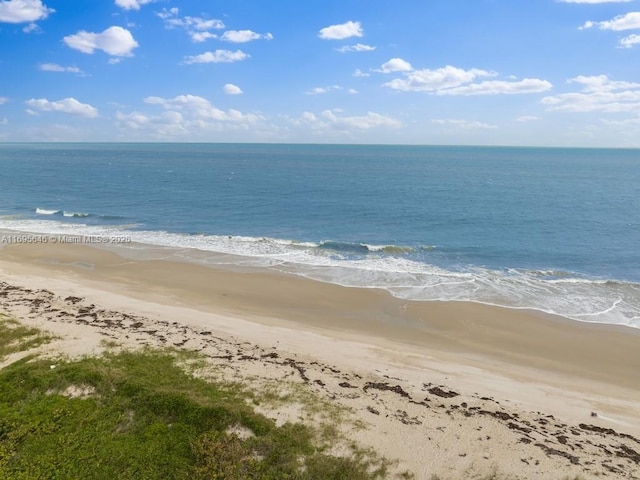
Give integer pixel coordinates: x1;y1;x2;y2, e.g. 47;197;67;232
1;0;640;146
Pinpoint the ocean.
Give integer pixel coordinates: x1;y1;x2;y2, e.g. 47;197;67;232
0;143;639;328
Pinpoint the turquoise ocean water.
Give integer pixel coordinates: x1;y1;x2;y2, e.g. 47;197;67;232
0;143;639;328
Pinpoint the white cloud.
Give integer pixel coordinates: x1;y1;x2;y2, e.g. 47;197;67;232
157;8;224;42
580;11;640;30
569;74;640;92
620;33;640;47
25;97;98;117
114;0;153;10
115;111;151;129
183;49;249;64
353;68;370;78
39;63;82;74
384;65;494;92
0;118;7;126
221;30;273;43
115;94;264;138
319;20;363;40
191;31;217;42
305;85;343;95
336;43;375;53
437;78;553;96
0;0;53;24
516;115;541;122
432;119;498;129
176;16;223;31
116;110;187;137
22;22;39;33
541;74;640;112
299;109;401;131
301;112;317;122
156;7;177;19
64;26;138;57
382;64;552;96
143;94;260;123
0;97;7;105
378;57;413;73
223;83;243;95
324;110;401;129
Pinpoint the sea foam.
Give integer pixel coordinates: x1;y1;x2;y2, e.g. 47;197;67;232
0;217;638;329
35;208;60;215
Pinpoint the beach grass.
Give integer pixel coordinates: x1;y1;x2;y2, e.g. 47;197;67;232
0;314;52;361
0;346;393;479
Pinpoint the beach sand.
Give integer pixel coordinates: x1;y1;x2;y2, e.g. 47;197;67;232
1;242;639;479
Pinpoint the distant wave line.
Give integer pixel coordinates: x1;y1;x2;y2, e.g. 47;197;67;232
35;208;60;215
34;207;126;221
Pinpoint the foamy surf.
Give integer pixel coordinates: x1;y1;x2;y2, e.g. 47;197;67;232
35;208;60;215
36;209;90;218
63;211;90;218
0;217;639;330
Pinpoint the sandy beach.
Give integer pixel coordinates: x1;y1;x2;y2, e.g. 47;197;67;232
1;242;639;479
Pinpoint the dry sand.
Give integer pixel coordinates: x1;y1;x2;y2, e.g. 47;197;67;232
1;242;639;479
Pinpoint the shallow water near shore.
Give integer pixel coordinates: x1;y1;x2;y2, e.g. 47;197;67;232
1;143;639;327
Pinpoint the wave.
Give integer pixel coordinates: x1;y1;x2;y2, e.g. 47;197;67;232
34;208;126;221
360;243;415;254
36;208;89;218
35;208;60;215
317;241;369;255
63;211;89;218
317;241;417;256
514;268;573;279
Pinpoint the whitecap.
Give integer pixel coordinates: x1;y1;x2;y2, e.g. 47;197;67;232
35;208;60;215
63;211;90;218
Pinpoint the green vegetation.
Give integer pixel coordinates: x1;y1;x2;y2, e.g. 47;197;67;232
0;314;52;361
0;346;391;479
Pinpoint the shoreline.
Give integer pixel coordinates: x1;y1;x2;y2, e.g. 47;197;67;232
1;242;640;478
1;225;637;330
2;243;638;388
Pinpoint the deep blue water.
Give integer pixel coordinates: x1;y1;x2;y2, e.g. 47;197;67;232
1;143;639;327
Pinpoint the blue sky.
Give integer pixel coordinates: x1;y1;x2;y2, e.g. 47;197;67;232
1;0;639;146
